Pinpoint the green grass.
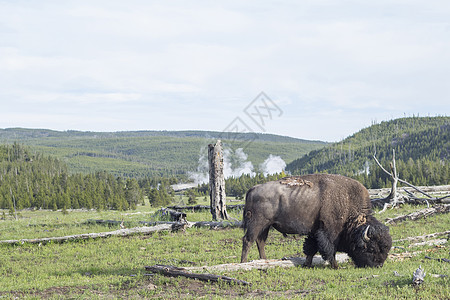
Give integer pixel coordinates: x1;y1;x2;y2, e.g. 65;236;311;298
0;204;448;299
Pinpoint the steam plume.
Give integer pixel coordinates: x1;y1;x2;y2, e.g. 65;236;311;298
260;154;286;176
188;147;286;184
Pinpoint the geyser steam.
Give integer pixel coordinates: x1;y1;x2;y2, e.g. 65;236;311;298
188;147;286;184
259;154;286;176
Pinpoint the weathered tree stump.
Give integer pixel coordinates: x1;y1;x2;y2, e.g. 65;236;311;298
208;140;228;220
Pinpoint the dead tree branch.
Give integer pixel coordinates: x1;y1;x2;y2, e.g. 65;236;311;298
393;230;450;243
409;239;447;248
425;256;450;263
372;150;450;212
385;204;450;225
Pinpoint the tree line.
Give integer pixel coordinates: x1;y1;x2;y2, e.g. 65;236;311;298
138;176;177;207
0;143;143;211
2;116;448;211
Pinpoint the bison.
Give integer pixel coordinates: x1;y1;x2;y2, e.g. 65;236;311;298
241;174;392;268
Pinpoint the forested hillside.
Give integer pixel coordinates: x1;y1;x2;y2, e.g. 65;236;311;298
1;117;448;210
286;116;449;188
0;143;143;211
0;129;326;178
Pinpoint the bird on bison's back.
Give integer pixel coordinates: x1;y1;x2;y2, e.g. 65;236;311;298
240;174;392;268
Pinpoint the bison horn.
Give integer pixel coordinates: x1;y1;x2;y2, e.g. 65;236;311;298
363;225;371;242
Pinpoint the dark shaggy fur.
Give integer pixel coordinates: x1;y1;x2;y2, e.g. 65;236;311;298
241;174;392;268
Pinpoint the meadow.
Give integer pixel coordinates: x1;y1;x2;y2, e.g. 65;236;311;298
0;197;448;299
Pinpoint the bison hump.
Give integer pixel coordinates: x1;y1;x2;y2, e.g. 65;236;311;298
279;176;313;188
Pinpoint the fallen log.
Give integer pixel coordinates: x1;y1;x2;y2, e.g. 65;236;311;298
385;204;450;225
145;254;350;285
167;204;244;212
369;185;450;198
87;219;242;230
189;220;242;229
86;219;187;227
393;230;450;243
0;220;242;246
409;239;447;248
425;256;450;263
0;223;182;245
145;265;250;285
186;254;350;273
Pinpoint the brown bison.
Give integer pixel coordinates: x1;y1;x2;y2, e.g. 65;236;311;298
241;174;392;268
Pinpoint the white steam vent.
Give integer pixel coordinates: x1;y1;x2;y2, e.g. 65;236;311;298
188;146;286;184
260;154;286;176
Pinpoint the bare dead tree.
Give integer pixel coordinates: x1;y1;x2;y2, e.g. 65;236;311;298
372;149;450;213
372;150;407;212
208;140;228;220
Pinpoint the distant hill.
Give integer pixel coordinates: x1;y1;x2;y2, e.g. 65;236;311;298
286;116;449;188
0;128;326;178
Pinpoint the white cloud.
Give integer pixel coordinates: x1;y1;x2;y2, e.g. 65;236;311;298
0;1;448;140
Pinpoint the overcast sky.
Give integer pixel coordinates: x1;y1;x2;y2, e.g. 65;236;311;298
1;1;449;142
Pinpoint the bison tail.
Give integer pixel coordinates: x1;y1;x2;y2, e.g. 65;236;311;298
242;210;252;231
241;188;254;231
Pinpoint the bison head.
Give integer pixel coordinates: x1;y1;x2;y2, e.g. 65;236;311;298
347;217;392;268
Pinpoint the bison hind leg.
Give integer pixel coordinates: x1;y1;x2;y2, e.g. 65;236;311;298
241;224;271;263
256;226;270;260
315;230;338;269
241;236;251;263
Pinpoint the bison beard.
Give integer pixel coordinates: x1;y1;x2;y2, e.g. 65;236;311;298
240;174;392;268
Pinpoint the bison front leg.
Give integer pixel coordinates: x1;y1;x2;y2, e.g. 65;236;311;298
315;230;339;269
303;235;318;268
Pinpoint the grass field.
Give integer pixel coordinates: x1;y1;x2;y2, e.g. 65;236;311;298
0;199;448;299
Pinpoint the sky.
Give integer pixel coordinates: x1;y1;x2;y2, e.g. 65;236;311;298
0;1;449;142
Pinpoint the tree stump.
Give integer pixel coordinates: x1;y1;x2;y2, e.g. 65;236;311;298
208;140;228;220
